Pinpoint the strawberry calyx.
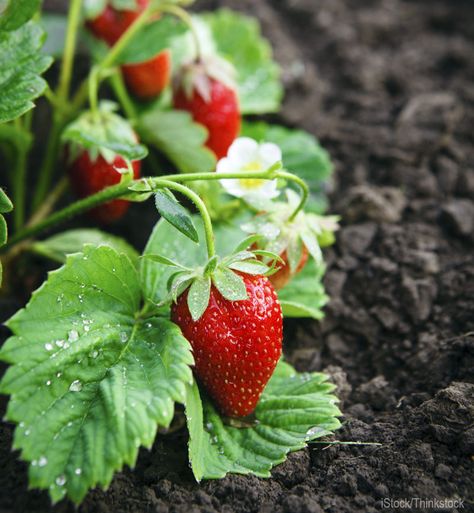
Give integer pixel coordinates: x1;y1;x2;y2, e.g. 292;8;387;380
242;189;340;273
62;101;147;173
173;55;238;103
144;234;283;321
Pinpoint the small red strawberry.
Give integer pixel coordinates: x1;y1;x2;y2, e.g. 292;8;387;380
122;50;171;99
252;243;309;291
63;103;145;223
171;272;282;417
173;59;241;159
68;152;141;224
86;0;149;46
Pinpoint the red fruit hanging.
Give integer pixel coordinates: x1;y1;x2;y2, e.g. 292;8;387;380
86;0;149;46
173;60;241;159
122;50;171;99
68;152;141;224
171;273;282;418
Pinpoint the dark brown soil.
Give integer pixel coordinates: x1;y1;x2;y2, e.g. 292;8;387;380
1;0;474;512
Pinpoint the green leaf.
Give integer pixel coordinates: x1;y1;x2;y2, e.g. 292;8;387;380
138;108;216;173
0;245;193;504
31;229;139;264
0;22;53;124
62;103;148;163
0;214;7;246
155;189;199;243
0;0;41;31
242;122;333;213
212;267;247;301
187;276;211;321
278;260;328;319
202;10;282;115
186;360;341;480
0;187;13;212
116;16;186;64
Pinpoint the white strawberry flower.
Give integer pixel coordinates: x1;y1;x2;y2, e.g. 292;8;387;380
217;137;281;200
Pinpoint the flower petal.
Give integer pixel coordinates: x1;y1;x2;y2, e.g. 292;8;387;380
220;178;246;198
259;142;282;168
227;137;259;165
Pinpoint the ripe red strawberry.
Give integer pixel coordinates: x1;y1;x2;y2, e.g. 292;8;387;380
171;273;282;417
173;77;241;160
68;152;141;224
122;50;171;99
86;0;148;46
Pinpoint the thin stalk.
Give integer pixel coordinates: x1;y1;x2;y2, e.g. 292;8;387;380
57;0;83;102
160;5;202;60
27;177;69;228
2;168;304;253
109;72;138;122
155;180;215;258
12;129;28;230
278;171;309;221
33;0;83;209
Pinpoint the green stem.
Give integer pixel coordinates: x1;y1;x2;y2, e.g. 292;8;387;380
12;122;28;230
155;180;215;258
110;71;138;122
33;0;83;210
278;171;309;221
57;0;83;102
32;116;63;210
102;5;153;70
2;168;304;252
160;4;202;60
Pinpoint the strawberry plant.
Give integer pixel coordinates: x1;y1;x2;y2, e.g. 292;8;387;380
0;0;341;505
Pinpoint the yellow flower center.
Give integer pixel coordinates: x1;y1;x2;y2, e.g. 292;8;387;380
240;161;265;190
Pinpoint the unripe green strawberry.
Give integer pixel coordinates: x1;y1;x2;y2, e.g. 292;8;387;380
171;273;282;417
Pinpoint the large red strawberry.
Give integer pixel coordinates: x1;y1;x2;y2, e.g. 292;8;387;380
68;152;141;224
173;59;241;159
122;50;171;99
86;0;149;46
171;272;282;417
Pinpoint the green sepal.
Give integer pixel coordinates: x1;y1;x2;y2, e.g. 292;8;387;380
0;188;13;212
62;101;148;164
203;255;219;275
154;189;199;243
143;254;190;269
228;259;270;276
212;267;247;301
232;234;263;253
187;276;211;322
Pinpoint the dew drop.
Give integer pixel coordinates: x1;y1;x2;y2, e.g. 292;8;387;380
68;330;79;342
55;339;65;348
306;426;325;437
75;468;82;475
38;456;48;467
45;343;53;351
119;332;128;343
56;372;62;378
69;379;82;392
46;380;51;386
55;475;66;486
90;350;99;359
24;429;30;436
32;460;37;466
